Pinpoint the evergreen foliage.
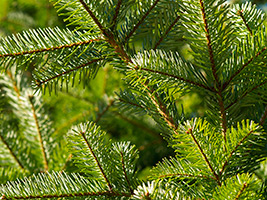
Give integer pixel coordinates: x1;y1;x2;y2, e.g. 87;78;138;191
0;0;267;199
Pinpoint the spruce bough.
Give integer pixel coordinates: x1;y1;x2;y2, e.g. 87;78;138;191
0;0;267;199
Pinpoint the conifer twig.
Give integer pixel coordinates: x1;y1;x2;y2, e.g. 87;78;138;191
153;15;181;50
237;10;252;36
187;129;221;186
138;67;215;92
226;79;267;110
0;135;24;169
111;0;122;31
234;183;248;200
0;39;101;58
28;95;48;171
220;130;254;175
199;0;227;142
80;131;113;191
158;173;216;181
223;47;267;90
120;151;134;194
95;99;115;123
35;58;104;87
124;0;160;42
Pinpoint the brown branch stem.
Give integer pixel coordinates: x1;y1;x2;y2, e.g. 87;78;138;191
260;105;267;126
95;100;115;123
237;10;252;36
234;182;248;200
120;151;134;194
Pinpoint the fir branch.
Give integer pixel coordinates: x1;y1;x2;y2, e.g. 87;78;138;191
220;130;254;175
124;0;160;42
187;129;221;186
158;173;216;181
223;47;267;90
1;191;131;200
77;0;130;62
120;151;134;194
118;98;148;110
199;0;227;141
0;39;100;58
234;182;248;200
237;10;252;36
79;131;113;191
260;105;267;126
225;79;267;110
28;95;48;171
95;99;115;124
153;15;181;50
35;58;104;87
199;0;219;86
111;0;122;31
0;134;24;169
137;66;215;92
145;83;178;134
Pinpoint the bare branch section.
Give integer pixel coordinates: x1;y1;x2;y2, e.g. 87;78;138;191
35;58;104;87
95;100;115;123
153;15;181;50
0;39;101;58
28;95;48;171
80;131;113;191
125;0;160;42
187;129;221;186
1;191;131;200
0;135;24;169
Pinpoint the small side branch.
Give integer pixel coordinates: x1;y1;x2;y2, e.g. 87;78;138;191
153;15;181;50
226;80;267;110
187;129;221;186
138;67;215;92
28;95;48;171
36;58;104;87
120;151;134;194
0;135;24;170
111;0;122;31
220;130;254;175
0;39;100;58
124;0;160;42
158;173;216;181
234;182;248;200
80;131;113;191
223;47;267;90
237;10;252;36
